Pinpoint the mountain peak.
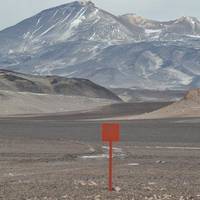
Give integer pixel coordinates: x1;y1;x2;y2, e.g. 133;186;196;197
42;0;95;13
77;0;94;6
176;16;199;24
120;13;146;20
67;0;95;7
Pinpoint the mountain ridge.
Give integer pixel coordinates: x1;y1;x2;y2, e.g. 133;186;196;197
0;69;121;101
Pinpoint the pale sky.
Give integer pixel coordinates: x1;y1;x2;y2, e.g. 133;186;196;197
1;0;200;31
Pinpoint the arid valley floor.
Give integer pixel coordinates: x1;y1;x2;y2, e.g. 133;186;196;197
0;103;200;200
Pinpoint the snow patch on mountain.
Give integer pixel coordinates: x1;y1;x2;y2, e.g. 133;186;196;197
164;68;193;85
0;1;200;90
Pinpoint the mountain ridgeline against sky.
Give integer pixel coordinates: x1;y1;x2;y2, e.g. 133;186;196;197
1;0;200;90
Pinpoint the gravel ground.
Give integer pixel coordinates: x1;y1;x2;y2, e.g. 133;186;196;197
0;116;200;199
1;141;200;200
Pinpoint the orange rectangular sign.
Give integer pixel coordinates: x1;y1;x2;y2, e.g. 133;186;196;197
101;123;120;142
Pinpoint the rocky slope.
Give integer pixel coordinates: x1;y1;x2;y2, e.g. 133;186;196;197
0;70;121;101
184;88;200;103
119;14;200;40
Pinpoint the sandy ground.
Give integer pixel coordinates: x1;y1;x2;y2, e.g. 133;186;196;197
0;90;117;116
1;140;200;200
127;100;200;120
0;115;200;200
108;89;200;120
101;100;200;121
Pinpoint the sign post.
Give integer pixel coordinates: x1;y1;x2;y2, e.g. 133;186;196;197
101;123;120;191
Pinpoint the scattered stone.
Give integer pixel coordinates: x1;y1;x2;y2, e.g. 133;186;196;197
74;180;98;187
94;195;101;200
61;194;69;199
74;180;87;186
163;194;172;199
156;160;166;164
89;147;95;152
148;182;157;185
188;196;195;200
113;186;121;192
8;172;14;176
144;186;153;191
128;163;140;166
88;180;98;186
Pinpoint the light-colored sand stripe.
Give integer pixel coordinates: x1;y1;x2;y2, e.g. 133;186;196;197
133;146;200;150
128;163;140;166
154;146;200;150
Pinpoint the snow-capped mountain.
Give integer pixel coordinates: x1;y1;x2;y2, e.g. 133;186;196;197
0;0;137;55
60;41;200;89
0;0;200;90
119;14;200;40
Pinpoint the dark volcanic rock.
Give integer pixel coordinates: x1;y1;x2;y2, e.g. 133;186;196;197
0;70;121;101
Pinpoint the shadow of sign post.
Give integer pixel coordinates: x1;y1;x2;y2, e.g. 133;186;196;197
101;123;120;191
